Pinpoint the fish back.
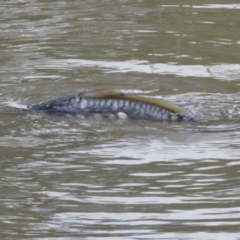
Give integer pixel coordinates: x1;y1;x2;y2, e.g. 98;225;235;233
28;89;195;122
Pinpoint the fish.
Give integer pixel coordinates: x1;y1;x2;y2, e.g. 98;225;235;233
28;89;195;122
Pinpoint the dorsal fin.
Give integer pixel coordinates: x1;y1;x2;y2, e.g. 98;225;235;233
83;89;187;114
83;89;124;98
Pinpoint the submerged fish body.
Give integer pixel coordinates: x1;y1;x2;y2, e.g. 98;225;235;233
28;89;195;122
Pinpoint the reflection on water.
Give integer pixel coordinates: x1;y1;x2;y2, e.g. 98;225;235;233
0;1;240;239
19;58;240;80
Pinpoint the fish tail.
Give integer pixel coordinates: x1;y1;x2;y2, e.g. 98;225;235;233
177;114;196;122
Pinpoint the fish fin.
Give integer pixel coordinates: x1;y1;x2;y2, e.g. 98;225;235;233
83;89;124;98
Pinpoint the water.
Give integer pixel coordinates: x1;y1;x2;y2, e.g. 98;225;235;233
0;1;240;239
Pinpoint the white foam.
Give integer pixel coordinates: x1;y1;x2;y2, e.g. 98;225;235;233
117;112;128;119
5;101;29;110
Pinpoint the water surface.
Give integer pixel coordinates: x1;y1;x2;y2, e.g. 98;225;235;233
1;1;240;239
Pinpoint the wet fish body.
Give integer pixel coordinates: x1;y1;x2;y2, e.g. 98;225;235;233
28;89;195;122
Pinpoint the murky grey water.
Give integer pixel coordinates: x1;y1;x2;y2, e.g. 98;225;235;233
1;1;240;239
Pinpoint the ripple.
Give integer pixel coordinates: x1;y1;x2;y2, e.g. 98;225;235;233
31;58;240;81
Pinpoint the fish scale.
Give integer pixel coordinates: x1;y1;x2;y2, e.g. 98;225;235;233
28;89;195;122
